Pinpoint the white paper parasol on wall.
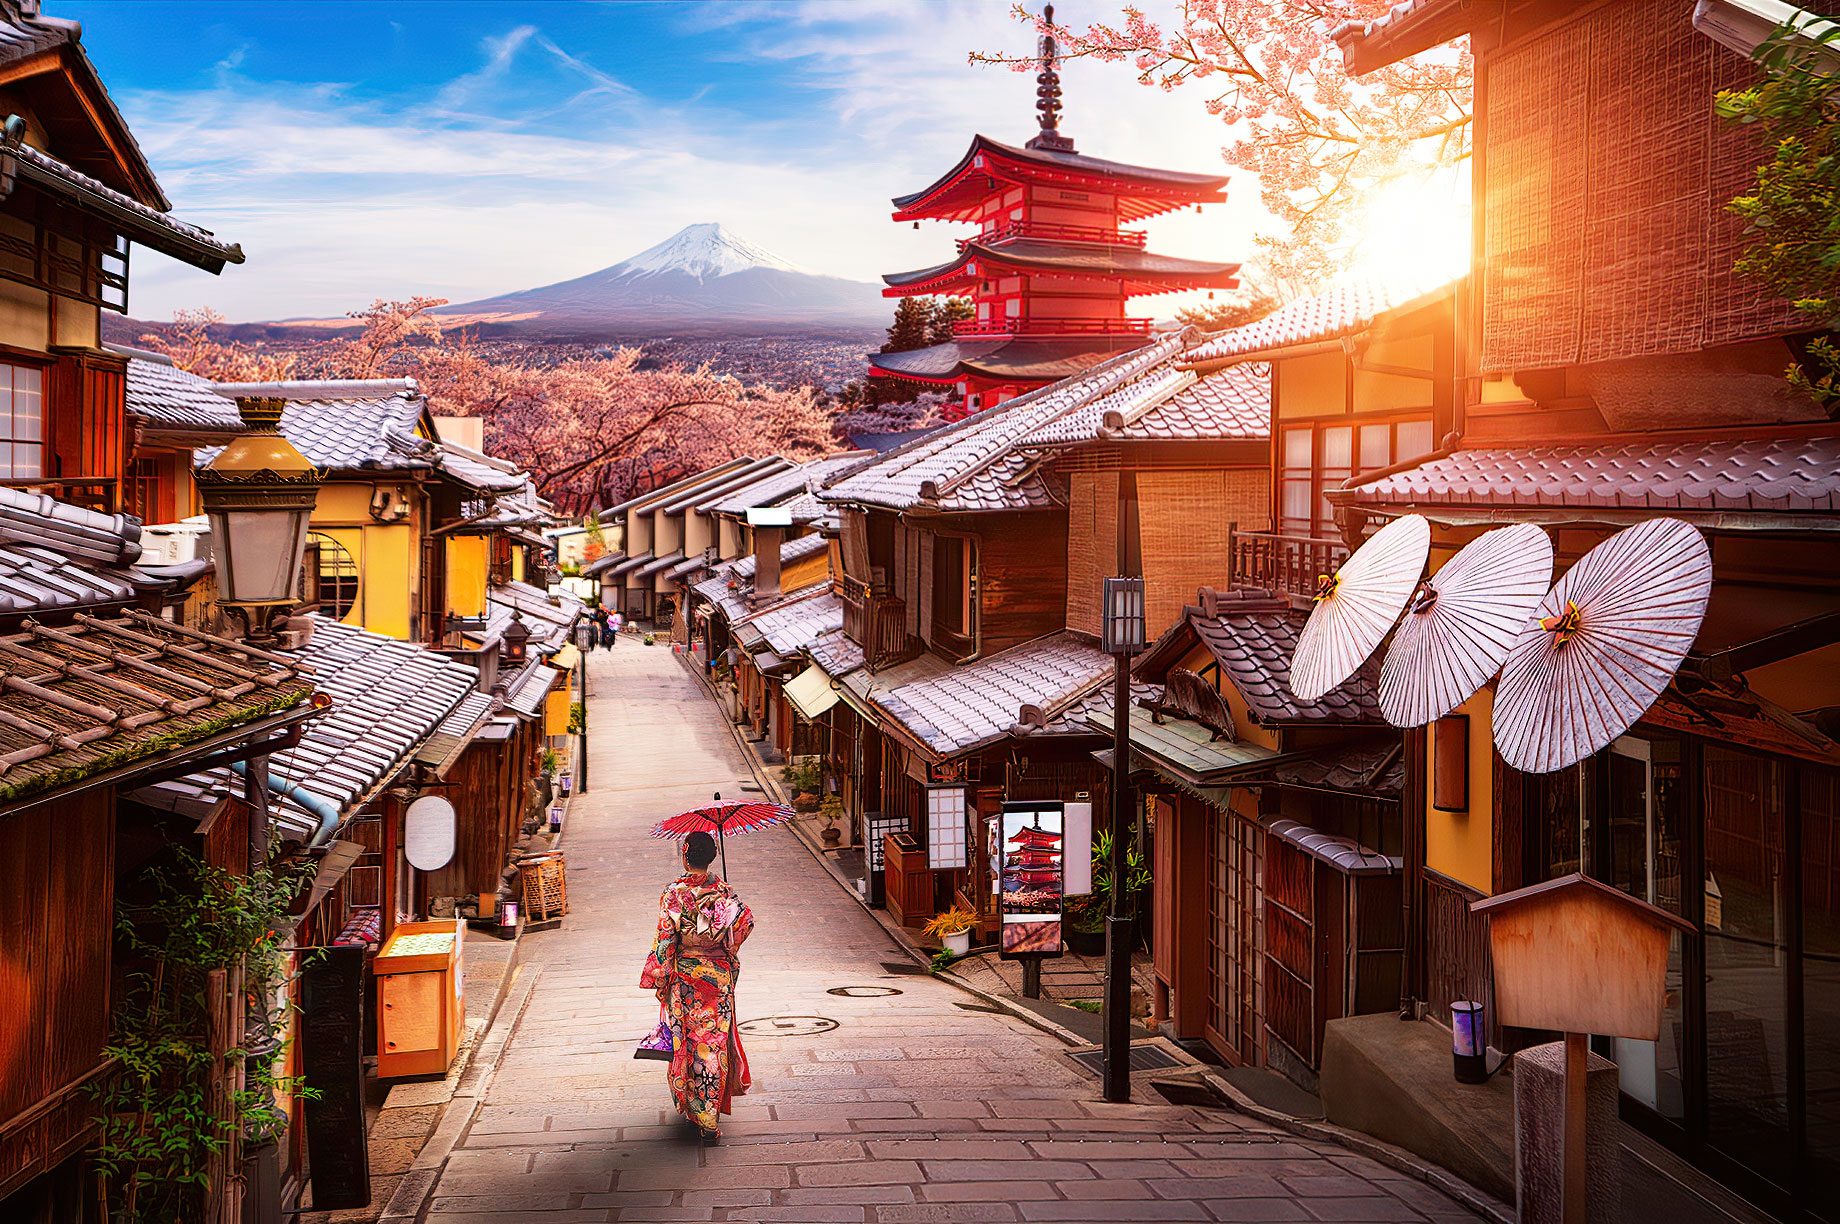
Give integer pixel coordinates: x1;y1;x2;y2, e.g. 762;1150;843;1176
1493;518;1713;774
1290;514;1431;702
1379;523;1554;727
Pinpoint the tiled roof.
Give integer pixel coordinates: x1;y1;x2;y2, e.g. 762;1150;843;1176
870;631;1114;757
117;350;246;437
1186;272;1459;364
1110;363;1270;442
1339;435;1840;518
1267;739;1405;800
885;240;1239;291
734;588;842;657
0;486;141;566
414;690;496;774
501;660;563;717
0;609;314;806
893;134;1228;217
1176;590;1381;725
868;334;1151;384
1082;693;1281;786
483;580;585;653
707;453;874;516
805;628;865;679
0;6;69;69
8;139;241;272
198;392;426;472
830;333;1192;514
636;550;686;579
664;457;795;514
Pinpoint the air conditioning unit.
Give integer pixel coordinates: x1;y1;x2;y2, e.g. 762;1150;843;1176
140;517;212;566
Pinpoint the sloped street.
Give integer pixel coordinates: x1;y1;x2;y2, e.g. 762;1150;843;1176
418;641;1482;1223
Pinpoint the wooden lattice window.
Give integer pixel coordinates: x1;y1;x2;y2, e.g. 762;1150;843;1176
0;362;44;478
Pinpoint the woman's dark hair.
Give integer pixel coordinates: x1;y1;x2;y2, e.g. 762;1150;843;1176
684;831;718;869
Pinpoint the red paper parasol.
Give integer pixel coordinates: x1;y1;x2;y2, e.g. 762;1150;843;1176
1291;514;1431;702
1379;523;1554;728
650;794;795;877
1493;518;1712;774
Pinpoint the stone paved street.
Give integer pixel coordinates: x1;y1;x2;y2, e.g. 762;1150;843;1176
423;641;1484;1223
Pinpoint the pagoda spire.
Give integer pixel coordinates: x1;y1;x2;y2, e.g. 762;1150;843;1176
1027;4;1076;153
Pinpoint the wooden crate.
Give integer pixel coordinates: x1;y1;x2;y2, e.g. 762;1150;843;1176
520;853;568;922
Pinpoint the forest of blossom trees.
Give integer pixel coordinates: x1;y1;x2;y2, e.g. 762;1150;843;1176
138;300;941;511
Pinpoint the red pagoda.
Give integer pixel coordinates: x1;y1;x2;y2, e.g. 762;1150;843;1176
870;6;1241;420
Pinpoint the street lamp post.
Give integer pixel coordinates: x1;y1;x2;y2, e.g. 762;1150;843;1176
1100;576;1146;1104
192;393;323;1224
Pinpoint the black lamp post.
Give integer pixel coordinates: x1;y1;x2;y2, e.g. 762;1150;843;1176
1100;576;1146;1103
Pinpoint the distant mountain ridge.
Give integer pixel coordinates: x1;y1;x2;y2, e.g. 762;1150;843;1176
437;222;886;334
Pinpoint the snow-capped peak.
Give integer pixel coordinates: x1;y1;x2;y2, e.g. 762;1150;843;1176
613;223;804;282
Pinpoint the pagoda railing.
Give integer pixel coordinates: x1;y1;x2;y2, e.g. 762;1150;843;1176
1229;529;1349;608
839;575;910;669
961;221;1148;250
952;317;1154;339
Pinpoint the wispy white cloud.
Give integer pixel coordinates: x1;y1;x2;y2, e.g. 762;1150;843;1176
120;1;1270;323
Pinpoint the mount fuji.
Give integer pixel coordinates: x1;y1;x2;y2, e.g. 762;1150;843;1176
440;223;885;334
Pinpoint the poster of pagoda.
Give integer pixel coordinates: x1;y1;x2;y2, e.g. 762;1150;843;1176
1000;802;1064;958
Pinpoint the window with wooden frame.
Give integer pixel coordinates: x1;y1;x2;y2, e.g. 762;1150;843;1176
0;361;44;479
127;454;170;525
926;787;970;870
305;531;360;621
1276;413;1435;538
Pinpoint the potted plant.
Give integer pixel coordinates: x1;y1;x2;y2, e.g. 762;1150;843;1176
783;758;822;811
1063;893;1106;957
819;794;844;847
923;906;979;957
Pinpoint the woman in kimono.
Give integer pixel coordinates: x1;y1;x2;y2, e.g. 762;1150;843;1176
638;831;754;1144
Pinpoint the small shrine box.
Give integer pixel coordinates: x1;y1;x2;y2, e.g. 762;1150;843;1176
375;919;465;1078
1472;873;1694;1040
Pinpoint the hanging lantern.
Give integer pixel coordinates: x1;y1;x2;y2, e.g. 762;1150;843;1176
193;396;324;643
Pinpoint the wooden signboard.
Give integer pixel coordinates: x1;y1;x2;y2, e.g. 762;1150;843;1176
927;758;970;785
301;945;369;1210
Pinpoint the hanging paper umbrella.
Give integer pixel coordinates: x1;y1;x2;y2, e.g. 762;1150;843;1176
650;794;795;877
1493;518;1712;775
1291;514;1431;702
1379;523;1554;728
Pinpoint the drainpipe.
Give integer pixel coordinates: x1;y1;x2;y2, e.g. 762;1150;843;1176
230;759;343;849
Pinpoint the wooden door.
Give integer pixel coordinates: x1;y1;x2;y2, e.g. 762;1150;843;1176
1204;802;1264;1066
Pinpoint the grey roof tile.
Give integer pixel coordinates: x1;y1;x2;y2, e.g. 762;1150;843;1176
734;587;843;657
1186;594;1382;725
118;351;246;435
1187;271;1460;364
870;631;1114;756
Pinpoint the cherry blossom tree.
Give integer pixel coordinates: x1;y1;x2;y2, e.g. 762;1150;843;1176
136;308;298;381
975;2;1472;290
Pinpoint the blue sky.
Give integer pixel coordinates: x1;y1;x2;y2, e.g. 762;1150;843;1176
66;1;1265;321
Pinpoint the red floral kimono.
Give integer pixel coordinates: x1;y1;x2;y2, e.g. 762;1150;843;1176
638;872;754;1134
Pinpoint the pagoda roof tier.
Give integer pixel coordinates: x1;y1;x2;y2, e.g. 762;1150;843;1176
892;135;1229;224
867;334;1154;385
884;239;1240;299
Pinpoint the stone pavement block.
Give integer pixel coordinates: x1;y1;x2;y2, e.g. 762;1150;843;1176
913;1101;991;1118
867;1140;1031;1160
374;1105;443;1139
621;1165;791;1191
1144;1176;1288;1199
1056;1179;1151;1199
727;1210;865;1223
578;1191;690;1208
1018;1203;1210;1221
370;1137;420;1175
919;1183;1061;1203
427;1192;577;1212
1282;1174;1390;1198
792;1160;925;1186
772;1103;916;1121
423;1207;610;1214
704;1139;864;1164
872;1206;1020;1223
1298;1198;1428;1222
466;1128;639;1148
781;1185;916;1205
603;1211;711;1223
680;1188;772;1207
1202;1200;1313;1222
919;1160;1094;1182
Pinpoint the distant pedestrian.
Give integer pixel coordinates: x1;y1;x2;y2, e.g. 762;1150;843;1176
587;606;609;650
602;611;619;649
639;831;753;1145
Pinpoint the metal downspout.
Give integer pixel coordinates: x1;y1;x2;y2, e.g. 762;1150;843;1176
230;759;343;849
